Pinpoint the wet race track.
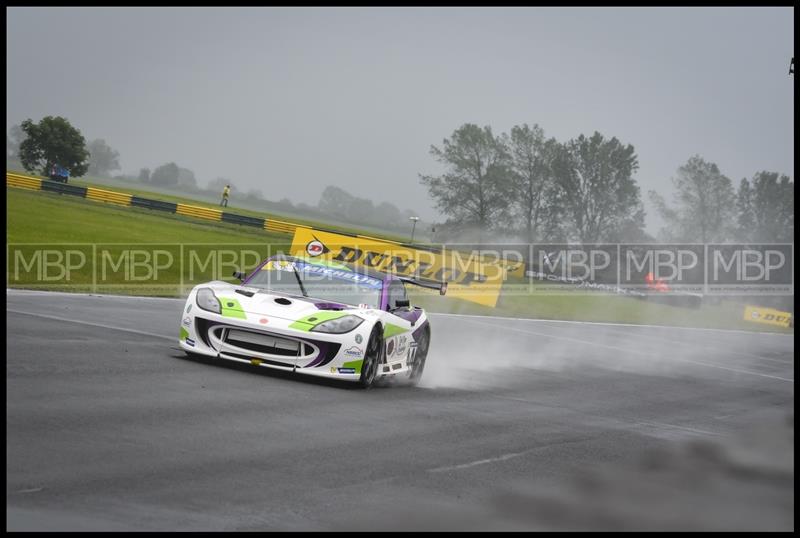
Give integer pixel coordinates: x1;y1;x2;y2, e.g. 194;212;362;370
6;290;794;531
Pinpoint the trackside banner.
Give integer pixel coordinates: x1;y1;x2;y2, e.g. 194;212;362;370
289;229;520;307
743;305;793;328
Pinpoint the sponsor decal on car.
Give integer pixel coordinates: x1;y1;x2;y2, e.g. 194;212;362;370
337;367;356;374
186;338;195;347
263;260;297;272
296;262;382;288
182;316;191;327
343;346;363;359
396;335;408;357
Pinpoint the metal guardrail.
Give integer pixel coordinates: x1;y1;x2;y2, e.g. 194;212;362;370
175;203;222;222
40;180;88;197
85;187;132;206
221;213;266;228
130;196;177;212
6;173;42;190
264;219;301;235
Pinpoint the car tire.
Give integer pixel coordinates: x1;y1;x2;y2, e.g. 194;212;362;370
358;325;383;389
408;324;430;387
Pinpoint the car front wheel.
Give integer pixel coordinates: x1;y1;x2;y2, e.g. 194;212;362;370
359;325;383;388
408;324;430;386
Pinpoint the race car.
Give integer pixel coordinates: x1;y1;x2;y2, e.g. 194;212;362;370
178;255;446;388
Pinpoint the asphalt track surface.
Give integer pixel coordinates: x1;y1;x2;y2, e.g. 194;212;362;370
6;290;794;531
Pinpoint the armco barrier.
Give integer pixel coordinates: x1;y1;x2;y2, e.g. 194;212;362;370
221;212;266;228
6;174;41;190
130;196;178;212
7;171;388;240
40;180;88;197
175;203;222;222
85;187;132;206
265;218;301;235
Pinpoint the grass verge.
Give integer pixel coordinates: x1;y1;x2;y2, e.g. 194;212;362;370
6;186;792;333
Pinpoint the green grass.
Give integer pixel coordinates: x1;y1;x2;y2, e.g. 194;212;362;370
6;186;792;333
408;286;791;333
7;187;290;296
8;168;417;243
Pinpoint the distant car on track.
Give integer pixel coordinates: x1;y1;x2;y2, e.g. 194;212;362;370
178;255;446;388
48;164;70;183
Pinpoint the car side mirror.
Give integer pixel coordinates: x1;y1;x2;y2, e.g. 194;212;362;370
394;299;410;309
232;270;246;282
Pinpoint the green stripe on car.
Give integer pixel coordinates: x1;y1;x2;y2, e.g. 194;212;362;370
342;359;363;374
217;297;247;319
180;326;189;341
288;310;349;332
383;323;406;339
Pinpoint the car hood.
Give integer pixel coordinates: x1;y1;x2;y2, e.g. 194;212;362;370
203;282;367;323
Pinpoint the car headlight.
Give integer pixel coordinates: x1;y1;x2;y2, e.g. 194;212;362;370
196;288;221;314
310;315;364;334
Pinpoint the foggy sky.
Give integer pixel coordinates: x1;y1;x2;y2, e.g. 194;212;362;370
6;7;794;233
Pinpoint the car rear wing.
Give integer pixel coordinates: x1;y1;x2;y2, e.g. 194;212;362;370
399;276;448;296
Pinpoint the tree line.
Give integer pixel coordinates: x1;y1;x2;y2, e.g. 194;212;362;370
8;117;792;244
6;116;430;236
420;123;793;244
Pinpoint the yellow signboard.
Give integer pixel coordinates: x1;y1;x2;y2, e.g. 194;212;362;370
289;228;518;307
743;305;792;328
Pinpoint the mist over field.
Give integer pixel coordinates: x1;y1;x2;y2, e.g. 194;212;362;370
6;7;794;238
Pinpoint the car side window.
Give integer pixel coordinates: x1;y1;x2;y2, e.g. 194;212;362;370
386;281;408;310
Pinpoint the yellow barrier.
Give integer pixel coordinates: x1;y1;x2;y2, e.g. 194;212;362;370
265;219;302;235
85;187;132;206
176;203;222;222
743;305;792;328
6;173;42;190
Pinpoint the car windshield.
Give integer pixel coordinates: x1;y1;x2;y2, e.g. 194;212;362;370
244;259;383;308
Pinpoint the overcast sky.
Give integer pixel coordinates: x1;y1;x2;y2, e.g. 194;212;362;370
6;7;794;233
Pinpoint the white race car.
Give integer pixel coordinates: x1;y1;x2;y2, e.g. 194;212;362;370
178;255;446;388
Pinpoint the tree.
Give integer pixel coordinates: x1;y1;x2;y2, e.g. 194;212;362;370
735;178;755;241
86;139;121;176
150;162;180;186
507;124;560;242
247;189;264;200
737;172;793;242
551;132;643;243
18;116;89;176
177;167;197;189
138;167;151;183
7;124;25;161
649;155;736;243
419;124;512;231
207;177;237;195
376;201;402;225
318;185;354;216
